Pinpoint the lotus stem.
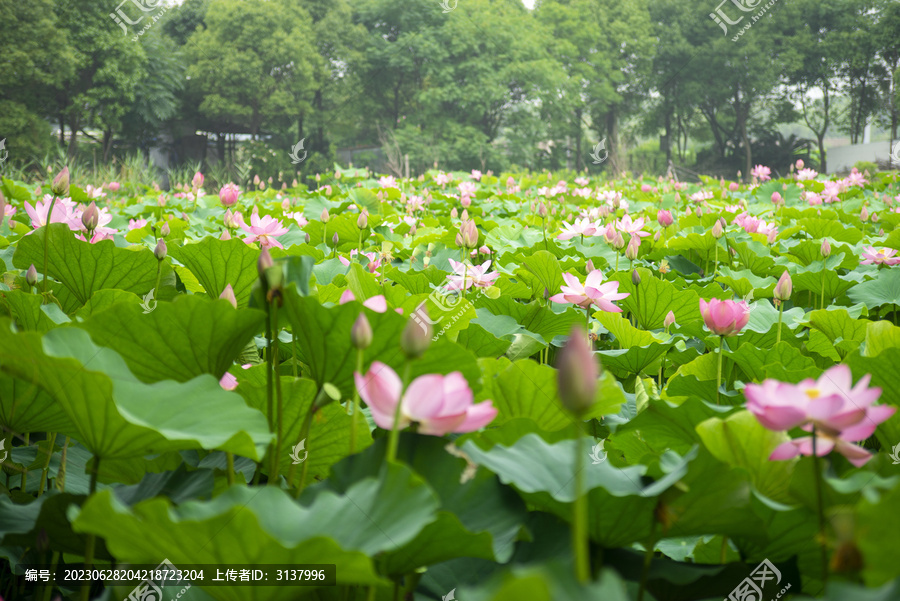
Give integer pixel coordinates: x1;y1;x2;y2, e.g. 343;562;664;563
226;453;235;486
573;425;590;583
264;301;275;479
811;426;829;587
21;432;29;491
386;362;413;464
776;302;784;345
585;305;592;347
272;302;284;483
716;335;724;405
79;457;100;601
349;348;364;454
292;391;323;497
820;270;826;310
37;432;57;497
56;436;70;491
42;197;57;294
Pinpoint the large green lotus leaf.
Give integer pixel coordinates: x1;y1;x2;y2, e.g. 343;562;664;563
865;320;900;357
727;341;820;383
0;493;105;556
807;308;868;344
796;217;863;244
857;484;900;587
663;353;721;404
696;411;794;504
0;289;69;332
462;434;696;547
610;268;702;329
597;343;672;378
728;239;776;277
456;322;512;357
609;397;725;463
595;311;662;347
715;267;776;298
74;288;143;318
0;325;271;460
170;237;261;306
71;482;408;599
13;223;161;305
78;295;265;383
848;268;900;310
666;231;718;254
234;366;371;486
476;297;583;344
481;359;624;431
282;290;480;397
459;564;630;601
515;250;565;297
847;349;900;445
0;371;73;434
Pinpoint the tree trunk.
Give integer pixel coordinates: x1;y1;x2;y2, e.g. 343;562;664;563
103;129;113;163
737;102;751;182
59;116;65;145
574;107;583;172
297;113;304;143
217;133;226;164
606;108;620;174
67;116;80;159
664;108;672;163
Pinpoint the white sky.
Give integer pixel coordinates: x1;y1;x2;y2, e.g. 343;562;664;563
522;0;536;8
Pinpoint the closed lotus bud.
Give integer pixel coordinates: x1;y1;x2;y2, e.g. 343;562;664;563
657;209;674;227
632;269;641;286
551;206;557;216
358;212;368;230
796;159;804;169
456;232;464;246
771;192;783;205
861;207;869;222
51;166;70;197
192;172;204;189
160;222;170;237
305;232;311;244
613;231;626;250
451;208;459;219
538;202;548;218
258;247;274;278
219;284;237;308
821;239;831;258
872;212;879;222
774;271;792;301
654;231;662;242
220;229;231;240
321;208;330;223
712;219;724;239
154;238;167;261
461;209;469;221
410;224;418;237
401;312;432;358
557;326;598;415
767;229;777;244
332;232;340;246
530;201;536;212
586;259;595;273
625;235;640;260
81;201;99;231
26;264;38;287
664;310;676;328
351;313;373;350
460;219;479;248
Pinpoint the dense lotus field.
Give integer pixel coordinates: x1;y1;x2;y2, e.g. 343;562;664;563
2;163;900;601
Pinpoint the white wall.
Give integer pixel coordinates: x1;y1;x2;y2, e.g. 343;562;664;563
827;140;892;173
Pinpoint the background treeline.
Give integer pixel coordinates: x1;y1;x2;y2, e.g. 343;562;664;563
1;0;899;185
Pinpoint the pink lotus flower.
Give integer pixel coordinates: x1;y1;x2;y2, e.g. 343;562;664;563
574;177;589;186
219;372;239;391
339;290;388;312
796;168;818;181
107;182;122;192
340;250;382;274
751;165;771;181
699;298;750;337
557;217;604;241
641;184;653;193
615;214;650;238
471;170;482;181
550;271;629;312
861;247;900;266
354;362;497;435
746;365;895;467
378;175;398;188
240;214;288;249
447;259;499;290
657;210;674;228
219;183;241;206
846;168;867;187
23;197;81;231
805;192;822;206
728;182;739;192
192;172;204;189
435;172;451;186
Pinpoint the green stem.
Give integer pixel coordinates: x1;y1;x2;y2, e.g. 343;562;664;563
226;452;235;486
776;302;784;345
637;520;658;601
385;362;413;464
573;425;590;583
542;217;547;250
585;305;592;346
713;241;718;276
349;349;364;454
55;436;70;492
154;260;162;297
265;301;275;479
615;252;619;271
291;394;321;497
292;333;298;378
21;432;29;491
42;551;60;601
811;426;829;587
716;336;724;405
272;302;284;483
79;457;100;601
37;432;57;497
42;197;58;294
820;269;826;310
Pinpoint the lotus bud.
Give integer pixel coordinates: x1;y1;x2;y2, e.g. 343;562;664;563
219;284;237;308
530;201;536;212
586;259;595;273
664;310;676;329
557;326;598;416
154;238;167;261
81;201;99;231
712;220;724;239
613;231;626;250
305;232;311;244
321;208;330;223
625;235;640;260
51;166;70;197
160;221;170;237
461;209;469;221
401;311;432;358
796;159;804;169
767;229;777;244
332;232;340;246
872;212;879;222
657;209;674;227
860;207;869;222
351;313;373;350
771;192;783;205
774;271;792;301
192;172;204;189
451;208;459;219
26;264;38;287
460;219;479;249
632;269;641;286
654;231;662;242
538;202;548;218
551;206;557;216
221;229;231;241
357;211;367;229
254;175;260;185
